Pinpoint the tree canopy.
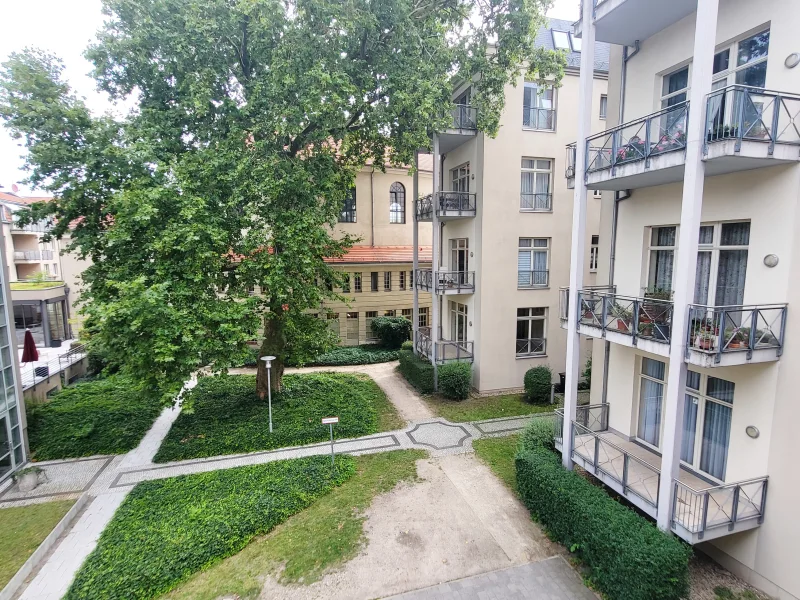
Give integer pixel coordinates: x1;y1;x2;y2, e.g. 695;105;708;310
0;0;564;398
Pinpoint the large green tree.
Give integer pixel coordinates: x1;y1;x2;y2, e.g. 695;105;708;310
0;0;564;399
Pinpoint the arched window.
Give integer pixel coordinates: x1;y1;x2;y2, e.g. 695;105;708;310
389;182;405;224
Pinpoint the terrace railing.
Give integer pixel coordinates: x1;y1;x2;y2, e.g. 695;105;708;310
435;271;475;294
415;192;477;221
579;289;674;345
516;337;546;356
19;343;88;390
558;285;615;322
673;477;768;538
518;270;549;289
523;108;555;131
450;104;478;130
415;269;434;292
687;303;787;362
705;85;800;154
520;193;552;211
582;103;689;176
13;251;41;261
415;327;474;363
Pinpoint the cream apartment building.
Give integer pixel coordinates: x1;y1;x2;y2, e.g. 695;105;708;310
412;19;608;393
323;161;434;344
561;1;800;598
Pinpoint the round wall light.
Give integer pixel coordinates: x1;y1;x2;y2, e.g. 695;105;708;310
785;53;800;69
764;253;779;268
746;425;760;439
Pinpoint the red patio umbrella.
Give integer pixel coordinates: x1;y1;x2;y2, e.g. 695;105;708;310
21;329;38;363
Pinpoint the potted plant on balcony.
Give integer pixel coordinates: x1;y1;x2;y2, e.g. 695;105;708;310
616;135;647;163
653;129;686;154
638;321;654;338
707;124;739;141
694;329;716;351
643;287;672;341
755;328;777;347
725;328;750;349
610;303;633;333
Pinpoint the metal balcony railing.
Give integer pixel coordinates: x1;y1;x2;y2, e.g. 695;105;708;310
523;108;556;131
673;477;769;537
687;303;787;362
565;143;576;179
13;251;41;261
415;191;477;220
580;289;674;345
518;270;549;288
705;85;800;153
435;271;474;294
450;104;478;130
11;221;49;233
520;193;552;211
558;285;615;322
515;337;546;356
19;343;88;390
416;327;474;363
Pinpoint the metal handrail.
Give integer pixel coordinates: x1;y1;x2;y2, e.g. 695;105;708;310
434;271;475;294
450;104;478;130
515;338;546;356
519;270;549;288
415;191;477;221
520;193;552;211
415;328;474;364
687;303;787;362
673;476;768;536
19;343;88;390
577;289;674;345
13;251;41;261
705;85;800;154
559;285;616;321
523;107;556;130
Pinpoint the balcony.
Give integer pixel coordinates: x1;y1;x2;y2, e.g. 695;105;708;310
686;304;787;367
516;338;546;357
13;250;54;261
415;269;475;295
11;221;49;234
574;0;698;46
416;327;474;363
415;191;476;222
567;87;800;191
438;104;478;153
523;108;555;132
559;287;785;367
554;405;769;544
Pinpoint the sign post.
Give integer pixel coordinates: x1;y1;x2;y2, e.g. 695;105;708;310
321;416;339;468
261;355;277;433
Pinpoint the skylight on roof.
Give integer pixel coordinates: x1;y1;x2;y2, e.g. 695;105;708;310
552;30;571;50
570;33;581;52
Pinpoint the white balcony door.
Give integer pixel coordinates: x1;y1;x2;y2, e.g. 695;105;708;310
449;301;468;343
681;371;734;481
637;358;665;448
450;239;468;274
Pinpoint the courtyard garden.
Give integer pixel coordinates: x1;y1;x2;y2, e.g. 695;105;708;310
423;393;554;423
154;372;403;462
26;375;164;461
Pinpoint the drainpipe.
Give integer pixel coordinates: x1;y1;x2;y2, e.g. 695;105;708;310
602;42;638;406
370;167;375;247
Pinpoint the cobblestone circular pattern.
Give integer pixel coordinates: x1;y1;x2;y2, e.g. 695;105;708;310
407;421;471;450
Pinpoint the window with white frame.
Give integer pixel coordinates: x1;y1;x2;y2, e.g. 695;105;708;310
354;272;362;293
589;235;599;272
366;311;379;340
389;182;406;224
661;66;689;109
384;309;396;316
342;273;351;293
593;189;602;199
551;30;570;50
384;271;392;291
516;308;546;356
520;159;552;211
569;33;581;52
339;188;356;223
637;357;666;448
451;164;470;192
449;301;468;343
682;371;735;481
599;94;607;119
518;238;549;288
419;306;429;328
399;270;406;290
401;308;412;320
647;226;676;292
523;82;555;130
370;271;379;292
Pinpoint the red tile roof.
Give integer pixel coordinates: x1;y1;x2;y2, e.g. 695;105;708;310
325;245;432;265
0;192;51;205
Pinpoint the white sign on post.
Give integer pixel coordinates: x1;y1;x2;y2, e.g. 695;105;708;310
322;416;339;467
321;417;339;425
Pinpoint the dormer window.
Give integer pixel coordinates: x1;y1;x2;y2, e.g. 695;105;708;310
552;30;570;50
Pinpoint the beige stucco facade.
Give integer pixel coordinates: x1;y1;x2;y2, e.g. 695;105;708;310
575;2;800;598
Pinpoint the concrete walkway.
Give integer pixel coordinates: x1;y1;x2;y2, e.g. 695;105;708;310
0;363;552;600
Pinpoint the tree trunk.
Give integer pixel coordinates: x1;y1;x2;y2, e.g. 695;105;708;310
257;316;285;398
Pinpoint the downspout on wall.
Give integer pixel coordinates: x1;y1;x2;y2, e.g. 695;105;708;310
370;167;375;246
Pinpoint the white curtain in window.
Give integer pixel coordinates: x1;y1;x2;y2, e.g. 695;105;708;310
518;251;531;286
681;395;698;463
652;250;674;290
532;251;548;285
535;172;550;209
700;401;732;479
715;249;748;306
638;378;663;447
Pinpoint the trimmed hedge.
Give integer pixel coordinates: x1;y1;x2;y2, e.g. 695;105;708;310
26;376;163;460
154;373;393;462
310;344;399;366
518;415;556;453
65;455;355;600
515;447;691;600
370;316;412;349
398;346;434;394
524;365;552;404
438;361;472;400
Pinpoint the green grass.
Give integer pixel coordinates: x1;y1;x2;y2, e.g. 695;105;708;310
0;500;75;588
163;450;425;600
473;435;520;492
423;393;554;422
154;372;403;463
26;375;163;460
9;280;64;290
66;455;356;600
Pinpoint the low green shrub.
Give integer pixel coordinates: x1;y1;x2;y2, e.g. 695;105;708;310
26;376;163;460
234;346;260;367
524;365;553;404
518;415;556;453
65;455;356;600
310;344;399;366
438;362;472;400
515;448;691;600
154;373;397;462
398;347;434;394
370;316;412;349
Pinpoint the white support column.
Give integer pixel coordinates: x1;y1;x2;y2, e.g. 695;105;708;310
657;0;719;531
412;149;420;355
561;0;595;469
431;135;441;388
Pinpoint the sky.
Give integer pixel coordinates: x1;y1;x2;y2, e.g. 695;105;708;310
0;0;580;196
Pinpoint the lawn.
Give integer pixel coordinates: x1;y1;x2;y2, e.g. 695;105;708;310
163;450;425;599
0;499;75;588
65;455;356;600
472;435;520;492
423;393;554;422
26;375;164;460
154;372;403;463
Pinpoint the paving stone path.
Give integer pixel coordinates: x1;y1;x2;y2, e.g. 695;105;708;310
0;363;559;600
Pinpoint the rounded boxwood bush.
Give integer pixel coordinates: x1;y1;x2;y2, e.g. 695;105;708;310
438;362;472;400
370;316;412;349
524;365;553;404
